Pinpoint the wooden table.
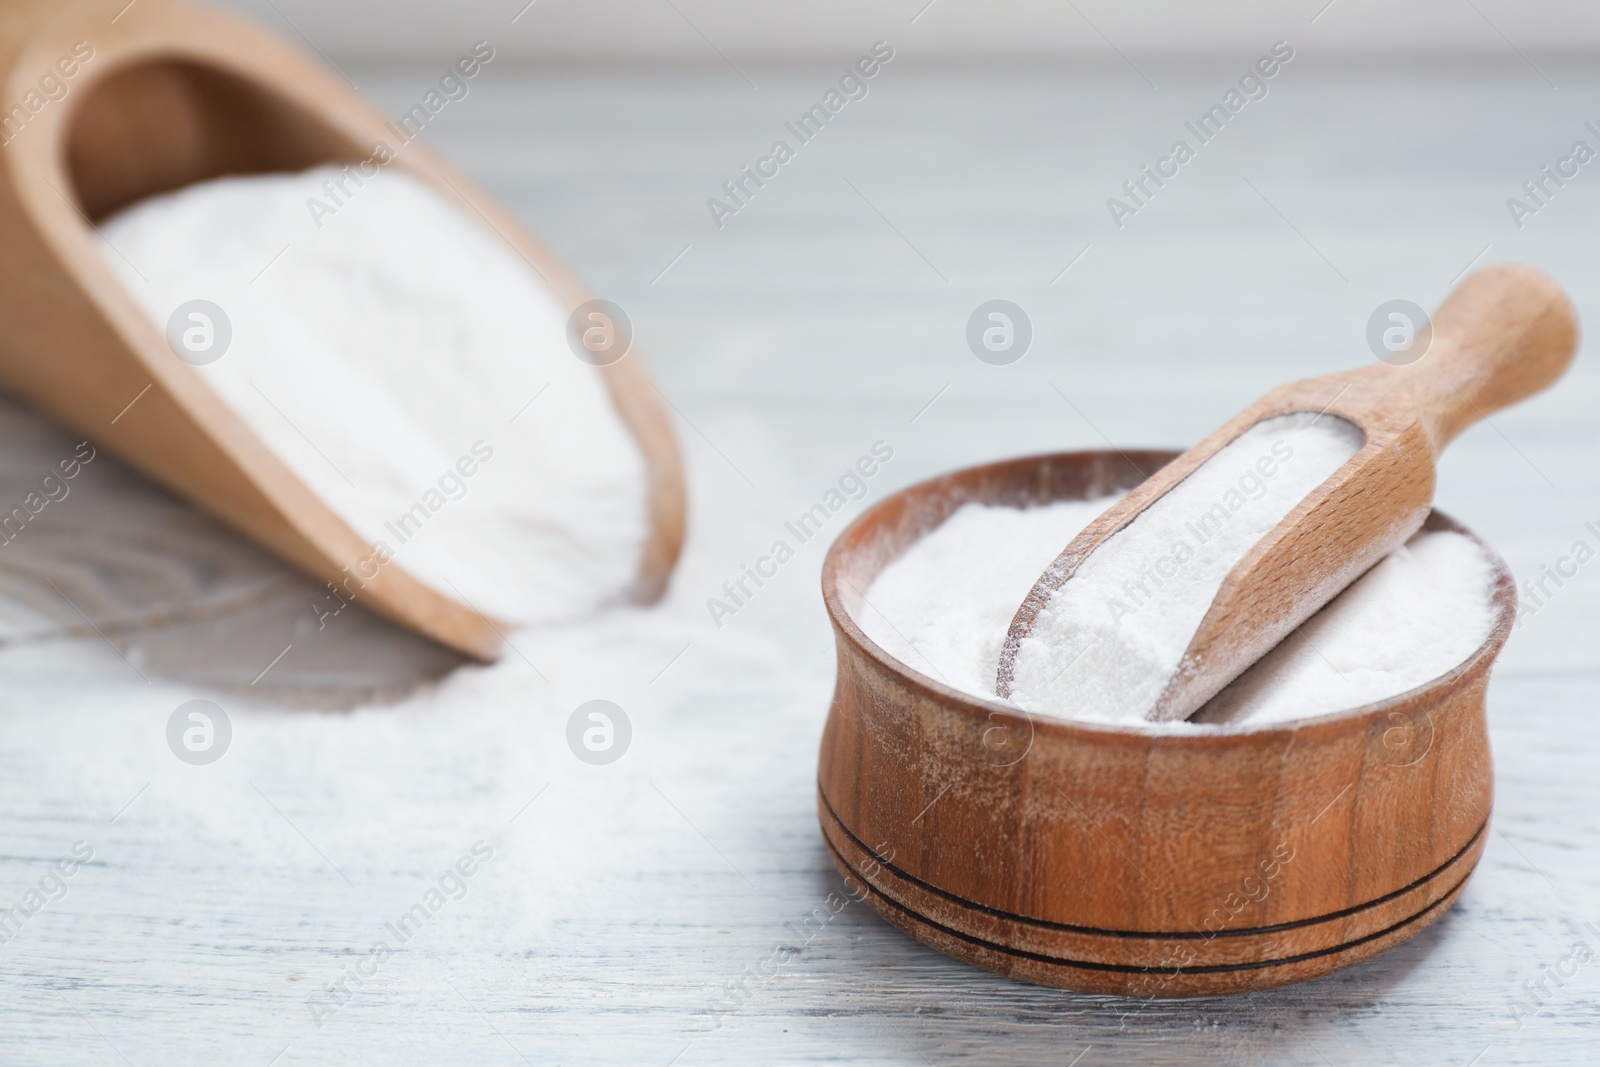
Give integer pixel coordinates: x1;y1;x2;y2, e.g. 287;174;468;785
1;54;1598;1065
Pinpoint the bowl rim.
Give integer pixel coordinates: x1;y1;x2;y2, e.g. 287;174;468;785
820;447;1517;746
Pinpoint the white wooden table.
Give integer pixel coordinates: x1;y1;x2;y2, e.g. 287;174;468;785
2;52;1599;1065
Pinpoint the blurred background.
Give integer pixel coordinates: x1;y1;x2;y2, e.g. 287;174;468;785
216;0;1600;56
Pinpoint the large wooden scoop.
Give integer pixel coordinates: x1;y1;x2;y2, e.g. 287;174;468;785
996;263;1577;721
0;0;685;659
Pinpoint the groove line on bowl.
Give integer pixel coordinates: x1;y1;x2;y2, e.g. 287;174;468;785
823;832;1473;976
820;786;1485;940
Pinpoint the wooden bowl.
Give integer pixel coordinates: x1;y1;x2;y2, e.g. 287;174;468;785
0;0;685;659
818;449;1514;997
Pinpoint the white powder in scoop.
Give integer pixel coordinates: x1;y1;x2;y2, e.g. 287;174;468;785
858;502;1498;730
1009;414;1363;723
97;166;648;627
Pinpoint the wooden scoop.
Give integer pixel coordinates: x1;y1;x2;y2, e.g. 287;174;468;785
996;263;1577;721
0;0;684;659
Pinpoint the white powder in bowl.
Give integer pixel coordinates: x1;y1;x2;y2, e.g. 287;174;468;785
854;498;1114;697
857;499;1499;730
1009;414;1363;723
1192;530;1498;726
97;166;648;627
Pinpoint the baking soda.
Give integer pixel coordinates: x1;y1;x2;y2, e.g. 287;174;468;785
854;498;1113;697
1193;529;1497;725
98;166;648;626
859;481;1497;731
864;502;1497;726
1009;414;1363;722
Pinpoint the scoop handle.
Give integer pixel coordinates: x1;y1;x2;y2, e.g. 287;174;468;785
1401;263;1578;448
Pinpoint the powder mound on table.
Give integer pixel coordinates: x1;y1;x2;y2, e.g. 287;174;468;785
1009;413;1363;723
858;500;1498;730
97;166;648;627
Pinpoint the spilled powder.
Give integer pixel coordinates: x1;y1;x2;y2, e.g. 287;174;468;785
98;166;648;627
858;505;1498;731
1009;413;1363;723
